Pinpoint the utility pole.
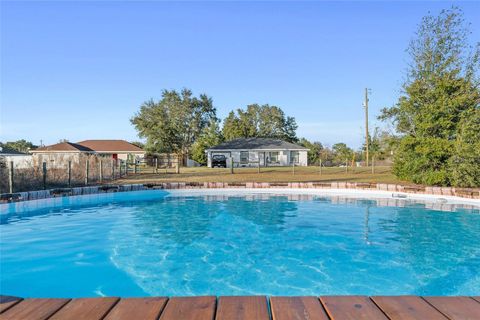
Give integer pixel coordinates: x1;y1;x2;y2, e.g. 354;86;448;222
364;88;370;167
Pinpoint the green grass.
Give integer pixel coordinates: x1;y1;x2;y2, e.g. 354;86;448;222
115;166;404;185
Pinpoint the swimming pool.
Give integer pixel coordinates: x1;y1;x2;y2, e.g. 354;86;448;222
1;190;479;297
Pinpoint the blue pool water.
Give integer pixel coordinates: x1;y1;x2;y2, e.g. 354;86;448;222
1;190;479;297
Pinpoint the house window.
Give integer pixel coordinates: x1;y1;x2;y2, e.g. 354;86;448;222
240;151;249;164
290;151;299;164
268;152;279;164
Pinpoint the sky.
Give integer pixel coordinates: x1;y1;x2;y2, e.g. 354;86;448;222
1;1;479;149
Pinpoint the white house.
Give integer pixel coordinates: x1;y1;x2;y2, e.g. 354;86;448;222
206;138;309;168
0;147;33;169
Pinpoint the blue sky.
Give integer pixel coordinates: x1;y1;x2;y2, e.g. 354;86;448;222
1;1;479;148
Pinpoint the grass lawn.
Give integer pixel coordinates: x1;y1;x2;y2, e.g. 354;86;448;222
115;166;404;185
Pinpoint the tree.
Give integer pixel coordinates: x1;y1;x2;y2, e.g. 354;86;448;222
222;111;243;141
131;89;217;162
221;104;298;142
450;108;480;187
130;141;145;149
379;7;480;186
361;128;398;160
0;139;37;153
332;143;354;164
191;120;224;165
298;138;323;165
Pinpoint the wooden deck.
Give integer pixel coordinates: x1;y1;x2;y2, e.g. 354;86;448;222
1;295;479;320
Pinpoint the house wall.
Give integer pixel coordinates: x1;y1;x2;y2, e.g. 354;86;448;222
1;155;34;169
207;150;308;167
97;152;145;161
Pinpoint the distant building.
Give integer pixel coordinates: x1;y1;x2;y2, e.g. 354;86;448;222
206;138;309;168
0;147;32;169
31;140;145;162
75;140;145;161
0;146;28;157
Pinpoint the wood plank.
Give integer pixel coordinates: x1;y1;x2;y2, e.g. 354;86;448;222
159;296;216;320
216;296;269;320
424;296;480;320
270;296;329;320
0;296;22;314
0;298;70;320
320;296;388;320
104;297;168;320
372;296;448;320
49;297;119;320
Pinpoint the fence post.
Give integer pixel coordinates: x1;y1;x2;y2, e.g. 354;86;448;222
125;161;129;176
134;161;138;174
8;161;14;193
85;159;89;185
112;160;115;180
230;158;234;174
257;160;260;174
68;161;72;187
175;160;180;174
319;158;322;175
99;160;103;183
42;162;47;190
345;158;348;173
292;162;295;175
155;158;158;174
372;156;375;174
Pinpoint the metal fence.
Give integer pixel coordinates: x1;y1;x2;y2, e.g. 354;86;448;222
0;154;185;194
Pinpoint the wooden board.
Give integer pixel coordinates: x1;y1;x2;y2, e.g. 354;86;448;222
270;296;329;320
320;296;388;320
0;296;22;314
104;297;168;320
0;298;70;320
159;296;216;320
48;297;119;320
424;296;480;320
2;295;479;319
216;296;269;320
372;296;448;320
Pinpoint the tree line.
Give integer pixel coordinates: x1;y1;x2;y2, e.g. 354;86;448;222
130;89;392;167
130;90;305;165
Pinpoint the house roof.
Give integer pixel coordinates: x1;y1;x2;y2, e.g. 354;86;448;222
31;140;144;153
0;147;28;155
76;140;144;153
31;142;94;153
207;138;309;151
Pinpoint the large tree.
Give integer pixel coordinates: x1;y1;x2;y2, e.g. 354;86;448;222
379;7;480;186
131;89;217;161
190;120;224;165
222;104;298;142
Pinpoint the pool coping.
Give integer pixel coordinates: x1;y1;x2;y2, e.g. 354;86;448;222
1;181;479;204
